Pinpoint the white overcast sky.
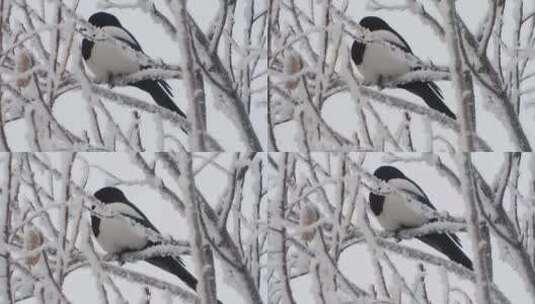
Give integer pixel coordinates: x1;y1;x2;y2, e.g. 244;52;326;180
14;152;529;304
40;153;254;304
6;0;534;303
284;152;531;303
273;0;535;151
5;0;267;151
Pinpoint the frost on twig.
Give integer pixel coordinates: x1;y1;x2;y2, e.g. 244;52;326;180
0;0;265;151
271;0;535;151
0;152;266;303
267;152;535;303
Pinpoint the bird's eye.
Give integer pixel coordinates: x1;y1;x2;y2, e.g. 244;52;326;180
91;205;96;210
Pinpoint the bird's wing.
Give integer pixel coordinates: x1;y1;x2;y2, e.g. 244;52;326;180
113;200;160;234
388;177;436;212
111;26;176;101
386;26;413;54
120;27;144;52
397;177;463;246
120;212;159;234
102;26;144;53
370;29;413;54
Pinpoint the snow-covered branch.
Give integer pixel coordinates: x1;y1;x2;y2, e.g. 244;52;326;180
268;152;535;303
0;0;265;151
0;152;266;303
272;0;535;151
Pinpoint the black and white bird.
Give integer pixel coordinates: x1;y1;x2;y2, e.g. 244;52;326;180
369;166;473;270
82;12;186;118
90;187;205;294
351;16;456;120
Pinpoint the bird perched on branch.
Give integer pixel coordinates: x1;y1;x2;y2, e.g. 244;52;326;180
369;166;473;270
82;12;186;118
90;187;221;302
351;16;456;120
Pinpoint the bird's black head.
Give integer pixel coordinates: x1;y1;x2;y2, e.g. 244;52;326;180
373;166;405;181
88;12;122;28
94;187;128;204
359;16;391;32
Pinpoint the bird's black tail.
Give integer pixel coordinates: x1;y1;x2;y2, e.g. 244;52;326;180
398;81;456;120
145;256;223;304
146;256;198;290
132;79;187;118
418;233;473;270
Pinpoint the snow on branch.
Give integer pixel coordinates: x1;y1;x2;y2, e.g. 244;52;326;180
0;0;265;151
267;152;535;303
271;0;535;151
0;152;266;303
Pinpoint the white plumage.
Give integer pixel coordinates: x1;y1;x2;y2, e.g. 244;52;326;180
85;26;140;81
95;202;149;254
374;178;432;231
357;30;412;83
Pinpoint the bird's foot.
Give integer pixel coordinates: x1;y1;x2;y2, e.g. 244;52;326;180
115;253;126;266
376;75;385;90
115;248;141;265
107;74;115;89
392;229;403;242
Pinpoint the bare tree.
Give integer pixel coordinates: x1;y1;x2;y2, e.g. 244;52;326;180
269;0;535;151
0;0;266;151
0;152;267;303
267;152;535;303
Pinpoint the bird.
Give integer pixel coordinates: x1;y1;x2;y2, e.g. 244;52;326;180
81;12;186;118
369;166;473;270
90;187;220;300
351;16;456;120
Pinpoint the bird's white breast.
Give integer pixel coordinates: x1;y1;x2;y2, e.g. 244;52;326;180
95;202;148;254
357;30;412;83
85;26;140;80
375;178;429;231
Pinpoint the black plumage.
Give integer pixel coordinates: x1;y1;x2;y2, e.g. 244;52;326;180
370;166;473;270
352;16;456;120
91;187;200;292
82;12;186;118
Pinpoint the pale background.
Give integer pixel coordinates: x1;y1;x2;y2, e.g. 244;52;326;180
15;153;530;303
38;153;257;304
4;0;267;151
283;152;530;303
5;0;532;303
273;0;535;151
